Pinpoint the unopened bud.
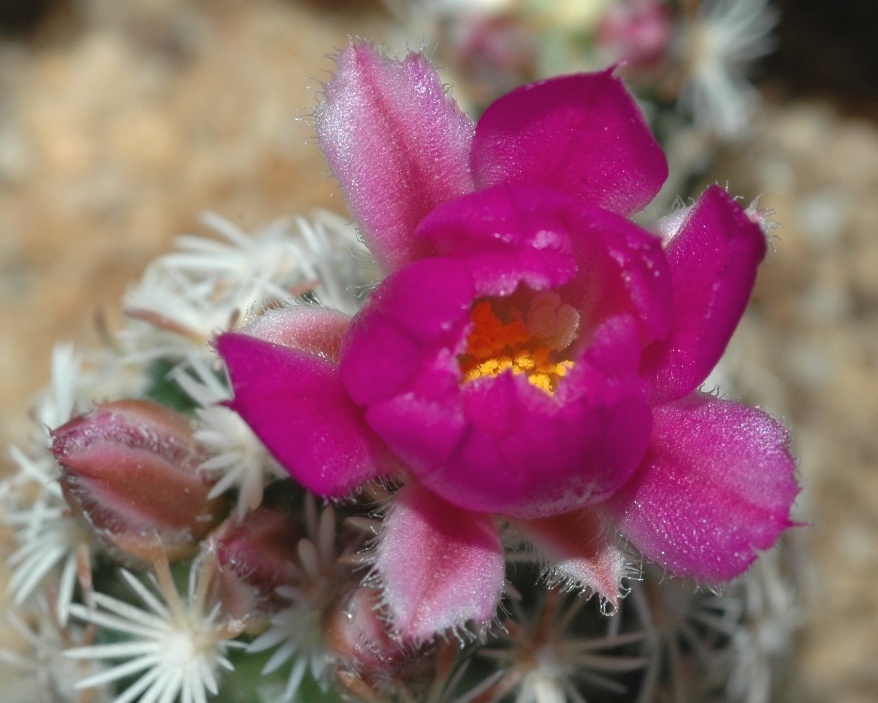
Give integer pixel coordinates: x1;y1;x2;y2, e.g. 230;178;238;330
51;399;228;564
212;506;302;620
596;0;672;72
324;586;429;691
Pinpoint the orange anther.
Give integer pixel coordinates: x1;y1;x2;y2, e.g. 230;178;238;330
459;300;575;396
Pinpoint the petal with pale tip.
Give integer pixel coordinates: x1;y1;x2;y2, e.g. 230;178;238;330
316;42;475;273
601;393;800;582
373;483;505;644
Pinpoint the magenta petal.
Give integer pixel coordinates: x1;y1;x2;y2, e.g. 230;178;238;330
216;333;391;497
564;205;672;345
581;314;642;377
242;306;351;363
458;366;652;518
602;393;800;582
340;258;474;407
471;68;667;216
515;509;628;608
640;186;767;403
374;483;505;643
371;353;652;519
415;184;579;296
315;43;475;273
366;361;468;481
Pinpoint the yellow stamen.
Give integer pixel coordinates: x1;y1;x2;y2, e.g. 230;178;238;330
459;300;575;395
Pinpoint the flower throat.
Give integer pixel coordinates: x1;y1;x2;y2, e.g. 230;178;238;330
458;292;579;395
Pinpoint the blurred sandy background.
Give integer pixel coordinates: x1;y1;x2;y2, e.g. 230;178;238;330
1;1;878;701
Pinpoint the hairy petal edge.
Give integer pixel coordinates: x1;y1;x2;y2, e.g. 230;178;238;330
640;186;767;403
515;508;629;609
601;393;800;582
316;42;475;273
373;482;505;643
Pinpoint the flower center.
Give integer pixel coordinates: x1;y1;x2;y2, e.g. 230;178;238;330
459;291;579;395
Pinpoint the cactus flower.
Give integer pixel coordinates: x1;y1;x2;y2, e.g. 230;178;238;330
217;44;799;642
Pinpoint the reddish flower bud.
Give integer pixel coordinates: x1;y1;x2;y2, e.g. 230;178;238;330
211;506;302;620
324;586;430;691
596;0;673;73
456;15;538;94
51;399;228;564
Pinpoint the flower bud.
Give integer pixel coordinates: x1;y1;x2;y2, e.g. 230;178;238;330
596;0;672;73
51;399;228;564
457;15;537;88
324;586;431;691
211;506;302;620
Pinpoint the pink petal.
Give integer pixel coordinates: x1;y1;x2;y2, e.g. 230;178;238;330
515;508;628;609
470;68;667;217
601;393;800;582
363;368;482;505
242;306;351;364
216;333;392;497
562;204;672;346
415;183;672;343
340;258;474;407
640;186;767;403
315;43;475;273
582;314;643;377
374;483;505;643
456;360;651;518
365;360;468;483
415;184;579;297
369;334;652;519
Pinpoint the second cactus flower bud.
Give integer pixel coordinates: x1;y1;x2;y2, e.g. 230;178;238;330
51;399;229;564
211;506;303;621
